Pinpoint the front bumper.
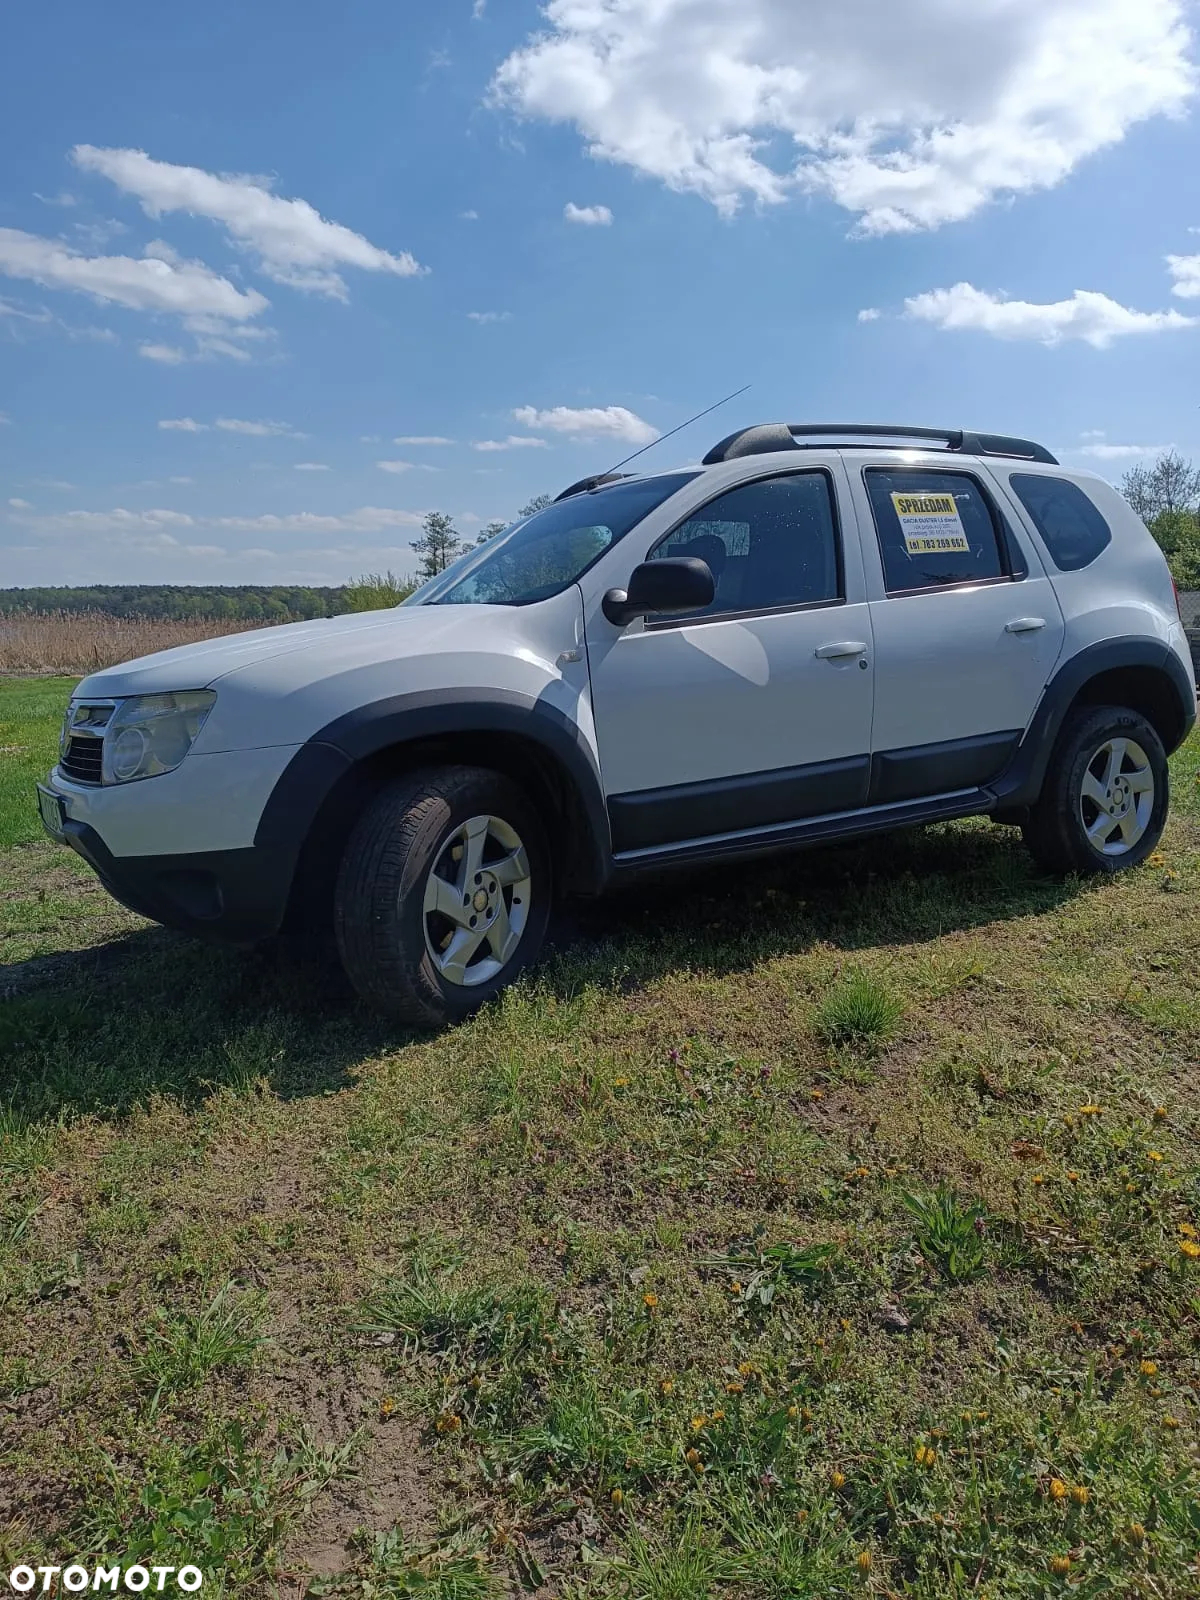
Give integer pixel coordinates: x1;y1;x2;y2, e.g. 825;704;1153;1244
60;819;295;944
38;742;306;944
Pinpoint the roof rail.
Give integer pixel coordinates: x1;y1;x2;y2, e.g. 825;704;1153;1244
553;471;633;502
702;423;1058;467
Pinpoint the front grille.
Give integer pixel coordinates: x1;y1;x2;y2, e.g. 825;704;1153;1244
61;735;103;784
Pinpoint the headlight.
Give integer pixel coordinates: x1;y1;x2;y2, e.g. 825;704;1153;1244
101;691;216;785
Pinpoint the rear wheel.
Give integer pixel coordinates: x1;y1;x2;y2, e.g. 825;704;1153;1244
334;766;551;1025
1022;705;1168;875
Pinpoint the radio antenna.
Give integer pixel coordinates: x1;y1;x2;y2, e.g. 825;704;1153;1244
603;383;751;477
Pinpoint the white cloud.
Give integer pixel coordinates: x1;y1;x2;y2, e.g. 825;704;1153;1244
1078;441;1173;459
0;226;267;322
473;0;486;16
394;435;454;445
34;191;77;207
1167;252;1200;298
215;506;426;534
493;0;1196;233
169;476;194;484
294;461;330;471
139;341;188;364
513;404;659;445
467;310;512;323
158;417;207;431
215;417;304;437
376;460;416;473
9;505;198;537
8;497;32;509
472;435;551;452
459;209;480;220
72;145;426;300
903;282;1197;348
564;202;613;226
857;307;881;323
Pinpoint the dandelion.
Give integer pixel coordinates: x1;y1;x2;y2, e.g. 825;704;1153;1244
710;1409;726;1422
1070;1484;1089;1506
1079;1104;1103;1116
660;1378;675;1395
691;1414;708;1432
1148;1151;1164;1163
1049;1555;1072;1576
643;1291;659;1310
830;1469;847;1490
856;1550;872;1575
610;1487;624;1507
810;1088;824;1101
435;1413;463;1434
726;1381;744;1394
1032;1175;1045;1186
685;1447;704;1472
1148;852;1167;868
1154;1107;1168;1122
787;1404;800;1420
1181;1239;1200;1260
802;1407;814;1424
1179;1222;1198;1239
1162;1414;1181;1430
730;1281;743;1296
1067;1171;1079;1183
1048;1478;1068;1501
1139;1359;1158;1379
1128;1523;1146;1545
614;1077;630;1089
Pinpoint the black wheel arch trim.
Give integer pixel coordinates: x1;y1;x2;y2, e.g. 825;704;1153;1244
254;688;613;894
990;636;1195;809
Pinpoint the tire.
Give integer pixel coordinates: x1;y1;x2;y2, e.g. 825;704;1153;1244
1022;705;1169;876
334;766;552;1026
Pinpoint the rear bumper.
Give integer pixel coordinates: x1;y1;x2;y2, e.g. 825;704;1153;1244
63;820;294;945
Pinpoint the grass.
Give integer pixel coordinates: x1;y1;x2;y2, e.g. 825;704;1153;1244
3;677;1200;1596
0;610;265;675
0;675;76;847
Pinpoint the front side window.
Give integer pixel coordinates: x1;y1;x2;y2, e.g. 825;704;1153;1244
646;472;841;620
865;469;1007;594
412;472;698;606
1009;473;1112;572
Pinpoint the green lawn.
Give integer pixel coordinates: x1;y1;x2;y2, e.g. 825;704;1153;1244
0;675;76;848
3;678;1200;1597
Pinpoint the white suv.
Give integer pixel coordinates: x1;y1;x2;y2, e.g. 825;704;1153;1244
38;423;1196;1024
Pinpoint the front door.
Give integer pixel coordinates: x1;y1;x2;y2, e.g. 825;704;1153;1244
584;468;877;854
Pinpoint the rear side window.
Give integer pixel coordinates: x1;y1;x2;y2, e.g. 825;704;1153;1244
1009;474;1112;572
865;469;1006;594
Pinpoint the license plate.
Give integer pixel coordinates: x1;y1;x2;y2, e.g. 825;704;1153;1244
37;785;65;840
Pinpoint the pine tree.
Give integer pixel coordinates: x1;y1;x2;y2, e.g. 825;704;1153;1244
410;512;464;580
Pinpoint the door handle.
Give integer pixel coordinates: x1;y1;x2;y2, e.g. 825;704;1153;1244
1005;617;1046;633
814;640;868;659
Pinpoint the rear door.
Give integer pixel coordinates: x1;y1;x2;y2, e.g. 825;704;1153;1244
846;458;1066;804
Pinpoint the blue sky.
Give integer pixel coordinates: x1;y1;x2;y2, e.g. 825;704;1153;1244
2;0;1199;586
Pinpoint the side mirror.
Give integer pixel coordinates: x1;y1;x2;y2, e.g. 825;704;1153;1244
602;557;715;628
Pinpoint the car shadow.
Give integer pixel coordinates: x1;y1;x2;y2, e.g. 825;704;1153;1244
544;817;1082;989
1;819;1081;1126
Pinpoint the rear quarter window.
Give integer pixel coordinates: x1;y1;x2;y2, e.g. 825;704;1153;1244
1009;474;1112;572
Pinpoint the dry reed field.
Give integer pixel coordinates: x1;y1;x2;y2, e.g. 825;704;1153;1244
0;610;267;675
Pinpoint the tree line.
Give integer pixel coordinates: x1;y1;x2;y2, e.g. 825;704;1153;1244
1119;452;1200;589
0;496;557;621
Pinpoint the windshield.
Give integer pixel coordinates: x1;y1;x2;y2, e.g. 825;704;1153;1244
409;472;699;606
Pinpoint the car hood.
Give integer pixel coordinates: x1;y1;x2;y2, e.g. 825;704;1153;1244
76;605;484;699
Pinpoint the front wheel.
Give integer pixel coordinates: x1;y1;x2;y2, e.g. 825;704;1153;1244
334;766;551;1025
1022;705;1169;876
